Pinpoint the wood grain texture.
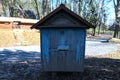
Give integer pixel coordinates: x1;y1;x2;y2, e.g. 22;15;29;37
41;29;86;72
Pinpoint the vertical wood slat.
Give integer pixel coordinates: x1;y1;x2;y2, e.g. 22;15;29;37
41;29;86;72
41;30;49;70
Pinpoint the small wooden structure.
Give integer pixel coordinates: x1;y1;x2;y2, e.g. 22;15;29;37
31;4;94;72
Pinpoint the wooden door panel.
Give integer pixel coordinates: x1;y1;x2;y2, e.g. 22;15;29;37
49;29;76;70
41;29;86;71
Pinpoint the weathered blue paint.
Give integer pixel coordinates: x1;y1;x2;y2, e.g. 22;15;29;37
57;30;69;51
76;29;86;61
41;30;49;63
41;29;86;71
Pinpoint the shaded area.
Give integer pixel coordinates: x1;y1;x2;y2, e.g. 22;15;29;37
0;49;40;63
84;57;120;80
0;49;120;80
37;57;120;80
0;49;41;80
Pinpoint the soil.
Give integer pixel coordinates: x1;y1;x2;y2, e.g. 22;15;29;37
0;56;120;80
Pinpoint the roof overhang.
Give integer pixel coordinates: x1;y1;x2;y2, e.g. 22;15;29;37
31;4;95;29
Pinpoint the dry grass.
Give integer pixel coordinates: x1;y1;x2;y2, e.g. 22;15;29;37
109;38;120;44
98;52;120;59
0;29;16;47
22;30;40;46
0;29;40;47
96;47;120;59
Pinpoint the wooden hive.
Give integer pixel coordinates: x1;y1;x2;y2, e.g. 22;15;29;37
31;4;94;72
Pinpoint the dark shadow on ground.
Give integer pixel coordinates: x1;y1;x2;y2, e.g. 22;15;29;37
38;57;120;80
0;49;41;80
0;50;120;80
84;57;120;80
0;49;40;63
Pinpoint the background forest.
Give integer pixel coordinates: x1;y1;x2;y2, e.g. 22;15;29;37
0;0;120;38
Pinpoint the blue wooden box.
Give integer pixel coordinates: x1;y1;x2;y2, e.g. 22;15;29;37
31;4;94;72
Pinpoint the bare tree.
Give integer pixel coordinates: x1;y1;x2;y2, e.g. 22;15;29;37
34;0;40;19
113;0;120;38
42;0;48;17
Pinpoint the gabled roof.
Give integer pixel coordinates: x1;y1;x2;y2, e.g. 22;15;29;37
31;4;94;29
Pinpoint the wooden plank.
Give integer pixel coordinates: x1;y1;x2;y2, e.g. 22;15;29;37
41;29;86;72
41;30;50;70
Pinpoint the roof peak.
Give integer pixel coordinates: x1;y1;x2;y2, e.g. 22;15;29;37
59;4;65;7
31;4;94;29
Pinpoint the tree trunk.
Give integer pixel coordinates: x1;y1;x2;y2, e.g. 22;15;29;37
78;0;81;15
52;0;54;10
113;24;119;38
97;18;101;35
92;28;96;36
113;0;120;38
34;0;40;19
42;0;48;17
98;25;100;35
1;0;7;16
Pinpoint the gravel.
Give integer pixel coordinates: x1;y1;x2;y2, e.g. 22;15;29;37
85;41;120;55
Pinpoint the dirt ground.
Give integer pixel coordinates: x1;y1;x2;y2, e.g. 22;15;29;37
38;57;120;80
0;55;120;80
0;46;120;80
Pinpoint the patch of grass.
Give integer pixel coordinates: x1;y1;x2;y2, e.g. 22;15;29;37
109;38;120;44
98;52;120;59
23;30;40;46
0;29;16;47
96;47;120;59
